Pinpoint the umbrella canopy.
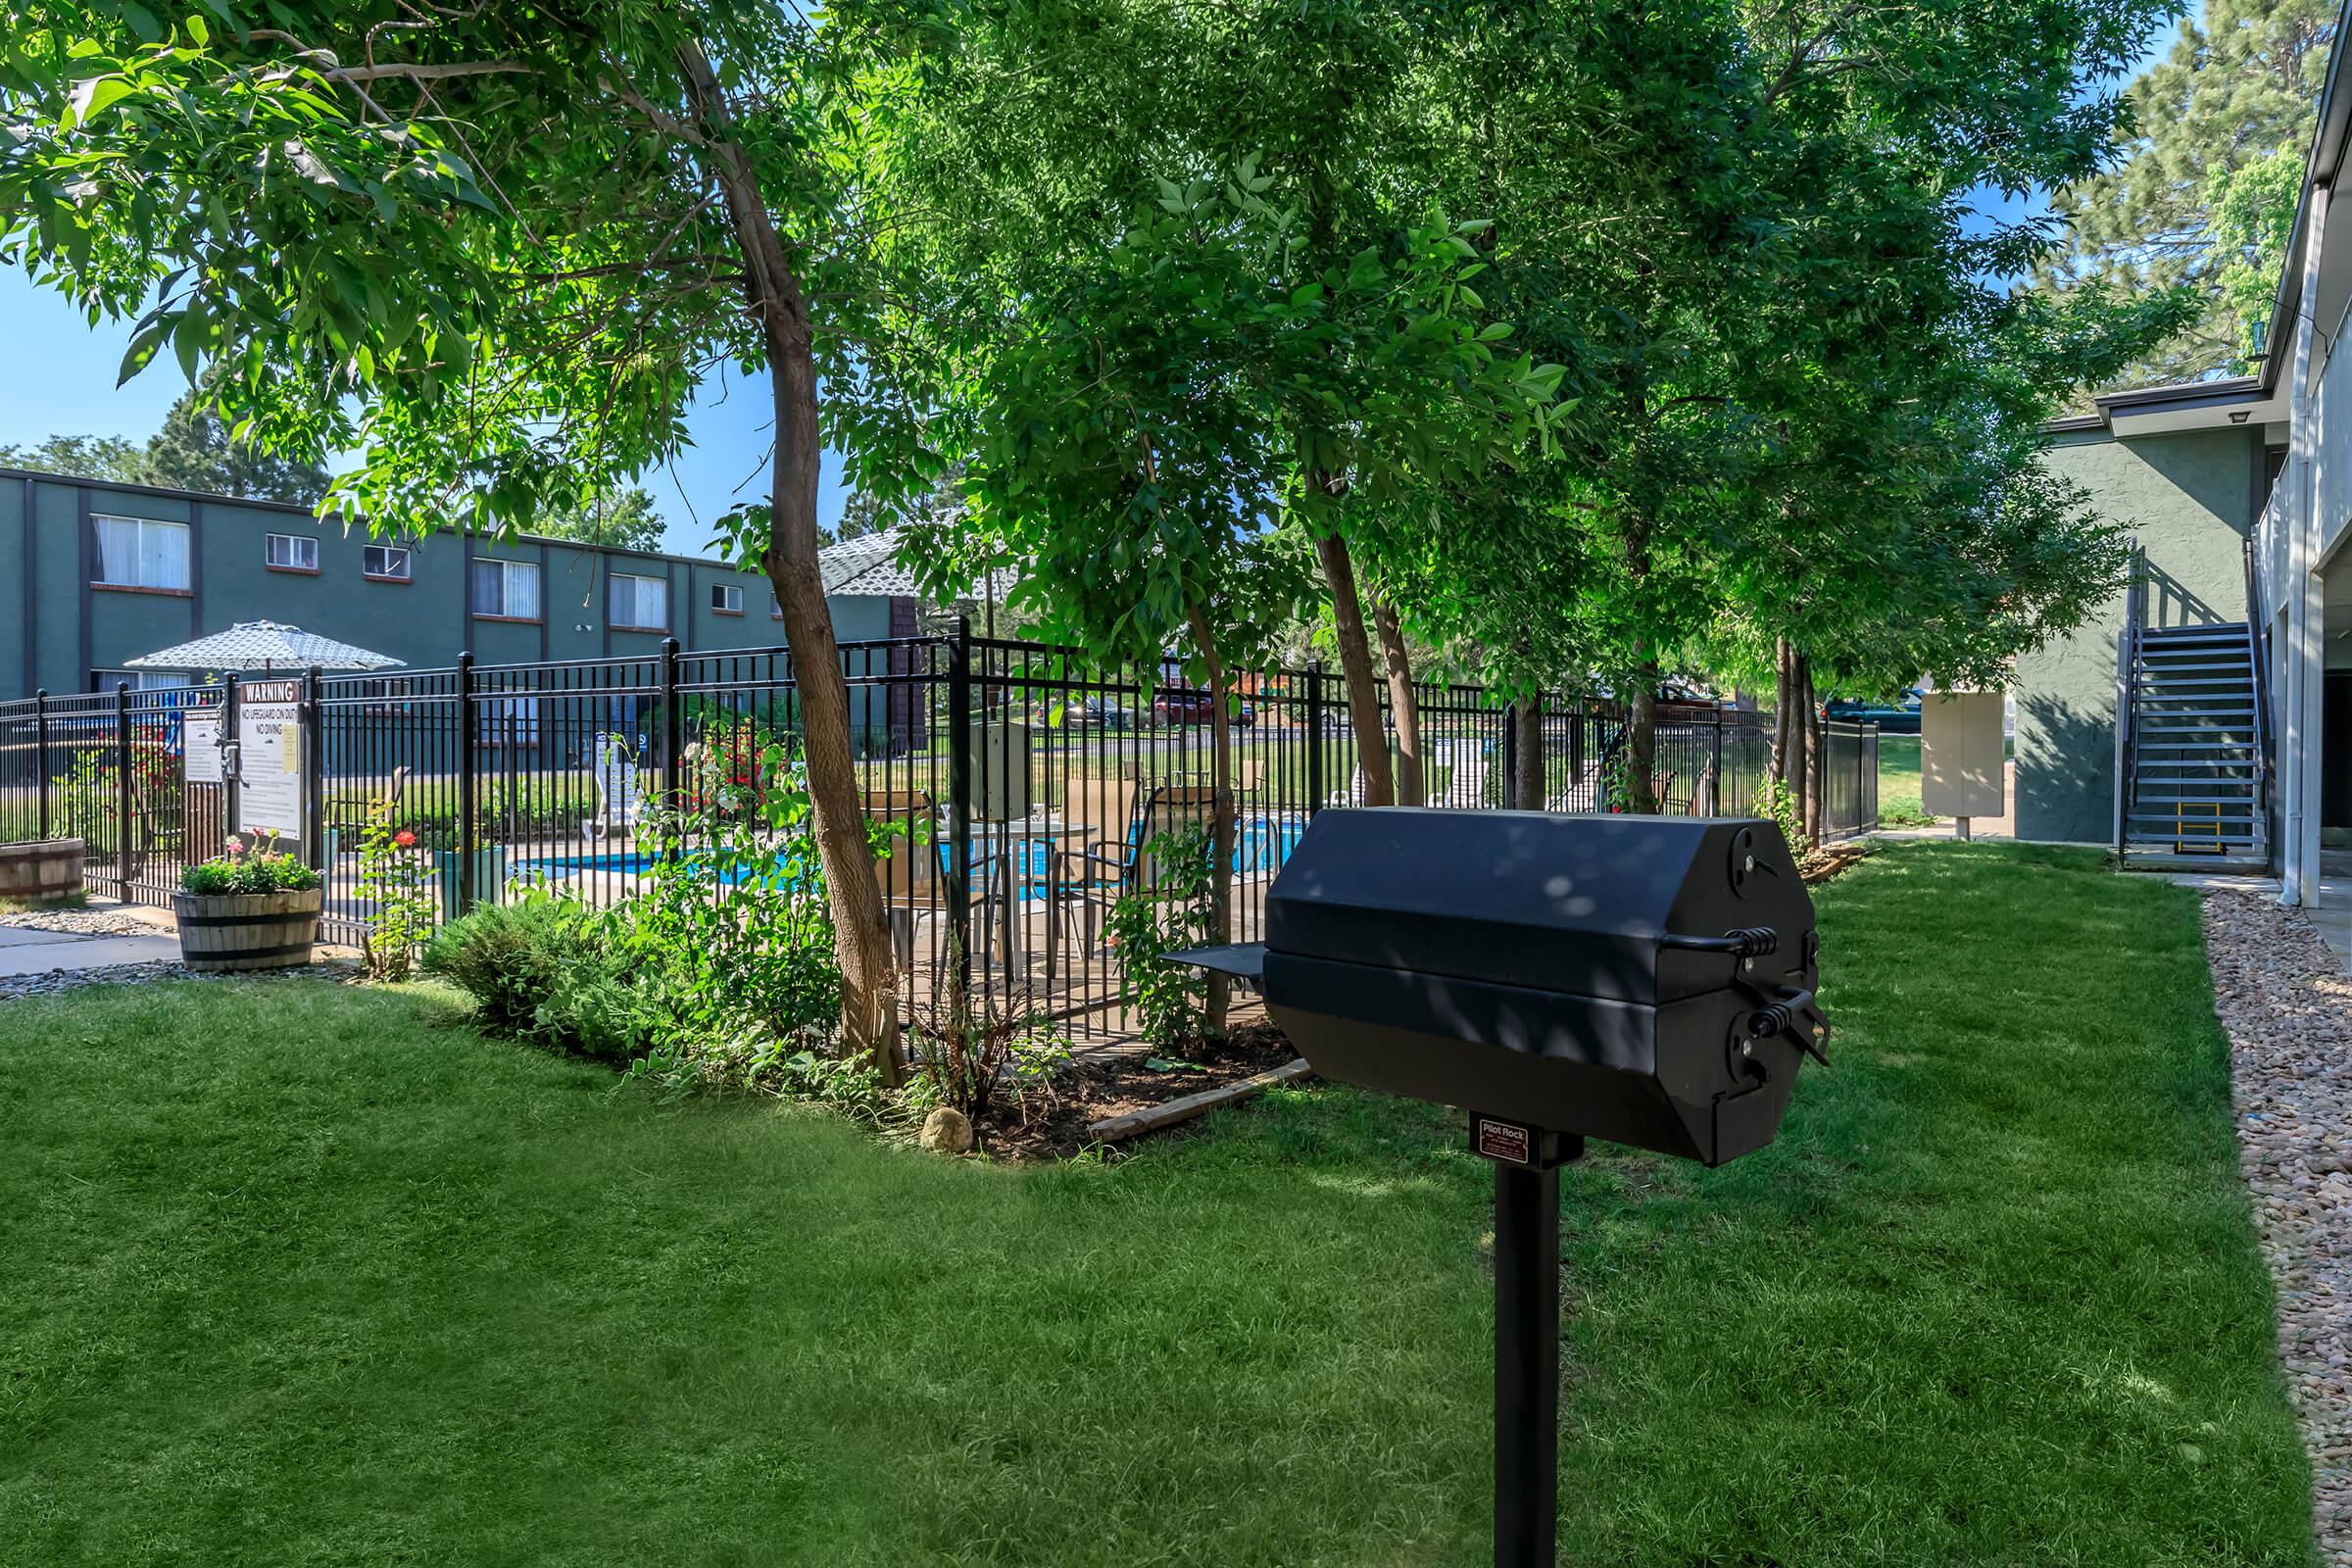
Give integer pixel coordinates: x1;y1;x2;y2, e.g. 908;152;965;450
124;620;407;674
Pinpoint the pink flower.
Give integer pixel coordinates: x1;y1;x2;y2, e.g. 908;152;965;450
393;829;416;849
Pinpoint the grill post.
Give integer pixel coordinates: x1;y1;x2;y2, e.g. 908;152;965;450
1305;662;1327;815
1491;1128;1580;1568
33;689;49;842
456;652;477;915
114;681;132;899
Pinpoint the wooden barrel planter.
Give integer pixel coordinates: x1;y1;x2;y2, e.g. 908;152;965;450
0;838;84;905
171;887;324;973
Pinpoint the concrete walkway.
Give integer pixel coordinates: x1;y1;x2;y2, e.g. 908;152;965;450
0;921;182;977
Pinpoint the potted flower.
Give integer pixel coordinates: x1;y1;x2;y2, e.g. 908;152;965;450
172;837;325;973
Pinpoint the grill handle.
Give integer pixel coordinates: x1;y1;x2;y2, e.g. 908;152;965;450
1746;985;1830;1066
1660;926;1779;957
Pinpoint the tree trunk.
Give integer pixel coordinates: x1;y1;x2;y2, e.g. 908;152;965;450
1186;603;1235;1037
1513;697;1544;810
1806;671;1827;844
1312;531;1393;807
1770;637;1794;785
1370;593;1425;805
1625;662;1660;814
681;42;901;1081
1784;651;1809;825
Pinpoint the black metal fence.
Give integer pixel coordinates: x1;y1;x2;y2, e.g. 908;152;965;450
0;629;1876;1034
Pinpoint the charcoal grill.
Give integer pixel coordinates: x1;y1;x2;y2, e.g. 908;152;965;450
1174;808;1827;1567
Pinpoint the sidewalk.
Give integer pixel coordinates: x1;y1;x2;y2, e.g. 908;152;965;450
0;909;182;978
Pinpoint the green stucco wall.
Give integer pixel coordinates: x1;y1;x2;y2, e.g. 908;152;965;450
7;472;906;699
2014;424;2265;844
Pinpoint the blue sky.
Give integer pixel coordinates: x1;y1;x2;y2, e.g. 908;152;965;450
0;9;2190;556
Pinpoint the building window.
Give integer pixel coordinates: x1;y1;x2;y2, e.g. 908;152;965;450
470;557;542;620
608;571;668;631
770;590;783;620
710;583;744;615
364;544;412;581
265;532;318;572
91;514;190;593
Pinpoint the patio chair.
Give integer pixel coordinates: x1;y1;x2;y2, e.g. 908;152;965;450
1061;783;1230;949
866;788;934;968
1329;765;1370;808
326;765;412;845
581;735;644;844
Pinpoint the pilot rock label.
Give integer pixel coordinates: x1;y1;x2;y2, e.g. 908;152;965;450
1474;1117;1533;1165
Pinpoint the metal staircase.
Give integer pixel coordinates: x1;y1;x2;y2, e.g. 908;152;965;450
2115;545;2272;867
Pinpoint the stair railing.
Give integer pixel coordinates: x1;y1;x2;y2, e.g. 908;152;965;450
2244;529;2275;837
2114;539;2145;858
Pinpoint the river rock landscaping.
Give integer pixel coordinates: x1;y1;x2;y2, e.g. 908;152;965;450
2204;888;2352;1565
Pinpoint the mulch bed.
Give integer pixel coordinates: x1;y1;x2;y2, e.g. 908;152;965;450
971;1020;1299;1161
1802;841;1868;884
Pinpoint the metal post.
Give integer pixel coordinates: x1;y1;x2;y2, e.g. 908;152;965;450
1492;1135;1578;1568
1305;662;1327;815
1708;711;1724;815
948;616;973;985
455;652;477;915
33;689;49;842
221;673;242;843
301;665;324;870
1500;696;1519;810
114;681;133;900
659;637;683;814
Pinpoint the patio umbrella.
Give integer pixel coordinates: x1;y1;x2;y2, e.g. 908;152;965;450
124;619;408;675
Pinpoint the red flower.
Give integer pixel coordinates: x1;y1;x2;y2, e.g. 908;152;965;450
393;829;417;849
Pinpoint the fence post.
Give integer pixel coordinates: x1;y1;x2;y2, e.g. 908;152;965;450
1305;661;1327;816
659;637;683;814
33;690;49;842
456;652;477;915
221;674;242;844
1499;694;1519;811
114;681;133;900
1707;712;1724;816
947;616;973;987
301;665;324;870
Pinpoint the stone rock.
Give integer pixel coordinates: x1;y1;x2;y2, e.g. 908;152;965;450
2202;889;2352;1557
919;1106;975;1155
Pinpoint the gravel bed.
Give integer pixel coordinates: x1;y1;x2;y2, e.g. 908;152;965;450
0;958;363;1003
0;906;162;937
2203;889;2352;1562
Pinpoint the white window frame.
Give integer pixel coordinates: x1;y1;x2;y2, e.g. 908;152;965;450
608;570;669;631
265;532;318;571
363;544;412;581
710;583;744;614
90;514;191;592
770;590;784;620
471;557;543;620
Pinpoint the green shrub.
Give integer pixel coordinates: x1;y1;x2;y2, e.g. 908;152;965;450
1105;824;1215;1052
423;898;587;1036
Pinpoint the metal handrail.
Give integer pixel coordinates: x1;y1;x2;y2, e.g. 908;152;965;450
2115;539;2145;858
2244;530;2275;829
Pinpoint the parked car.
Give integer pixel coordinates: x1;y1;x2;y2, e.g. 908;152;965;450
1152;689;1255;728
1826;689;1925;734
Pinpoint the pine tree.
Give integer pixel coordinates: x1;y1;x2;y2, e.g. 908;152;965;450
2037;0;2335;387
141;386;330;504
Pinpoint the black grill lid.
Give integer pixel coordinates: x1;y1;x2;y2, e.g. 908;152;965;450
1264;809;1812;1004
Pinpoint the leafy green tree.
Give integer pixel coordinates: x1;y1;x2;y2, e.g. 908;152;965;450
531;487;666;553
2037;0;2335;386
0;432;146;483
140;384;330;504
0;2;955;1073
2208;141;2309;369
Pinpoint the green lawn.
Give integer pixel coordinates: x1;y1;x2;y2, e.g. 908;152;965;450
0;844;2313;1565
1879;732;1933;824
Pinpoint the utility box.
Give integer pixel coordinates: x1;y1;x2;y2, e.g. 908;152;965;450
1921;692;2005;821
966;721;1034;821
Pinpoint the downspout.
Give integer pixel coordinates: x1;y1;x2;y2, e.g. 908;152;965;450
2282;182;2329;906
